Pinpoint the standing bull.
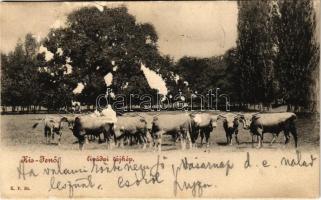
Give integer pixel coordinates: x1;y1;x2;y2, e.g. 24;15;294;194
219;113;240;145
190;113;219;148
113;115;150;149
71;114;115;150
32;116;69;145
148;113;192;152
239;112;298;148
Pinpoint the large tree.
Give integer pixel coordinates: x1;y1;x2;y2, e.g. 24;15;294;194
2;41;26;111
236;1;278;108
175;57;212;94
23;33;44;111
275;0;319;111
173;55;230;109
222;48;242;106
1;34;43;112
1;53;11;110
42;6;169;107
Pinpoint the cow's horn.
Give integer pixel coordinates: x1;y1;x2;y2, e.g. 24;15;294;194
58;113;66;118
218;114;226;118
136;113;144;118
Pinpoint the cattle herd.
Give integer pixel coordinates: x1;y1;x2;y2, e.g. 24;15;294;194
32;111;298;151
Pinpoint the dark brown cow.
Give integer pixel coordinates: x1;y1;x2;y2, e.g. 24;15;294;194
219;113;240;145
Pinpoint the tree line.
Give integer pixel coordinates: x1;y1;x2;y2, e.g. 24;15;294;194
1;1;319;113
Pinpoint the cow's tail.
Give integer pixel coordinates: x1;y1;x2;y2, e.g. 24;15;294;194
290;113;297;121
32;123;39;129
32;118;44;129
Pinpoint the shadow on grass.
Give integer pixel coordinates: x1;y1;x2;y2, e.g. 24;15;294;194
216;142;229;146
161;143;176;147
161;146;179;151
46;142;60;146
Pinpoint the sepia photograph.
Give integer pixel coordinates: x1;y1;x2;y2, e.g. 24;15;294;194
0;1;320;198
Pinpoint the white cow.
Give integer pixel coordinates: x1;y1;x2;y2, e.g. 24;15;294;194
148;113;193;152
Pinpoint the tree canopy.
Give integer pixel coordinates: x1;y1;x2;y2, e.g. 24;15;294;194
1;3;319;113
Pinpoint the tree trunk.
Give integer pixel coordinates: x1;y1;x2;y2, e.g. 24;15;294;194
260;103;263;111
287;104;294;112
310;101;315;113
268;104;272;111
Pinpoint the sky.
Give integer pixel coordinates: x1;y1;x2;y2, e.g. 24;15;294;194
0;1;238;60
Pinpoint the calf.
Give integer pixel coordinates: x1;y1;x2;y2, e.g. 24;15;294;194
32;116;69;145
190;113;219;148
148;113;192;152
239;112;298;148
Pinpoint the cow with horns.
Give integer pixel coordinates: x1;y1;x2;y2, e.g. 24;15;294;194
239;112;298;148
71;114;116;150
147;113;193;152
219;113;241;145
190;113;219;148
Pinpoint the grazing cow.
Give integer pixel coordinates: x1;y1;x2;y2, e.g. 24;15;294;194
71;114;115;150
239;112;298;148
219;113;240;145
113;115;150;149
32;116;69;145
190;113;219;148
148;113;192;152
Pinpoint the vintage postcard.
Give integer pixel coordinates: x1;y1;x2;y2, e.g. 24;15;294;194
0;1;320;198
